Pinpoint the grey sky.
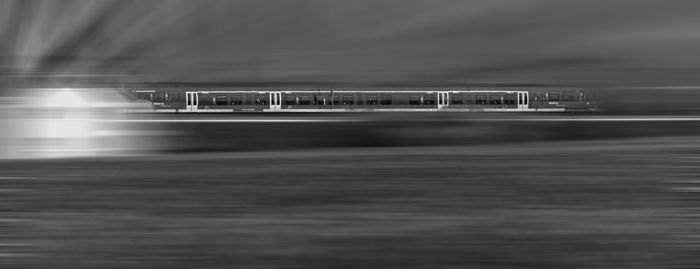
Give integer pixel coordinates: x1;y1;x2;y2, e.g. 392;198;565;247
2;0;700;83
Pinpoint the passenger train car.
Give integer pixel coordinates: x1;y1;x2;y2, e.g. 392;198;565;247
130;87;594;112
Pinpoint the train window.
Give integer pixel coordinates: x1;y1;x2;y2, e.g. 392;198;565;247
380;95;392;105
342;95;354;105
255;95;267;105
451;95;463;105
409;96;420;105
167;92;180;102
562;91;574;101
299;95;311;105
136;92;152;101
231;95;242;105
548;91;560;102
214;95;228;105
464;94;472;104
489;95;503;105
332;95;340;105
367;96;378;105
424;95;435;105
285;96;296;105
504;94;515;105
476;95;487;105
246;96;252;105
153;91;165;102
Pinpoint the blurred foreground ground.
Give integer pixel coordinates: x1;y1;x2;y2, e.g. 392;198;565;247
2;135;700;268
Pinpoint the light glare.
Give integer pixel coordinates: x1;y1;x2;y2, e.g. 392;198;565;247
46;90;88;108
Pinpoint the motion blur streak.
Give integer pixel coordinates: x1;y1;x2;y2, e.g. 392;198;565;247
100;118;365;123
2;137;700;268
93;115;700;124
3;0;700;84
0;88;168;159
473;116;700;122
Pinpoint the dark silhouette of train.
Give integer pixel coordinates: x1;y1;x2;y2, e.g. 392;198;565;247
131;87;594;112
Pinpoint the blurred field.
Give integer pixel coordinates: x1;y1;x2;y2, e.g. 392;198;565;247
144;113;700;152
2;136;700;268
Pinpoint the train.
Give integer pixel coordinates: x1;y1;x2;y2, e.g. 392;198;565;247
130;87;594;112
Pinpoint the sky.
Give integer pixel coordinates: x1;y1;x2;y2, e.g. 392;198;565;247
2;0;700;85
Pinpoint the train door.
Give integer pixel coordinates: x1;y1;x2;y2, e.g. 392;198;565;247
269;92;282;111
185;91;198;112
437;92;449;110
517;91;529;111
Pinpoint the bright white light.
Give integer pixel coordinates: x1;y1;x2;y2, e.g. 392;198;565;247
47;118;90;138
0;88;162;159
46;90;88;108
40;89;94;158
42;90;91;139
